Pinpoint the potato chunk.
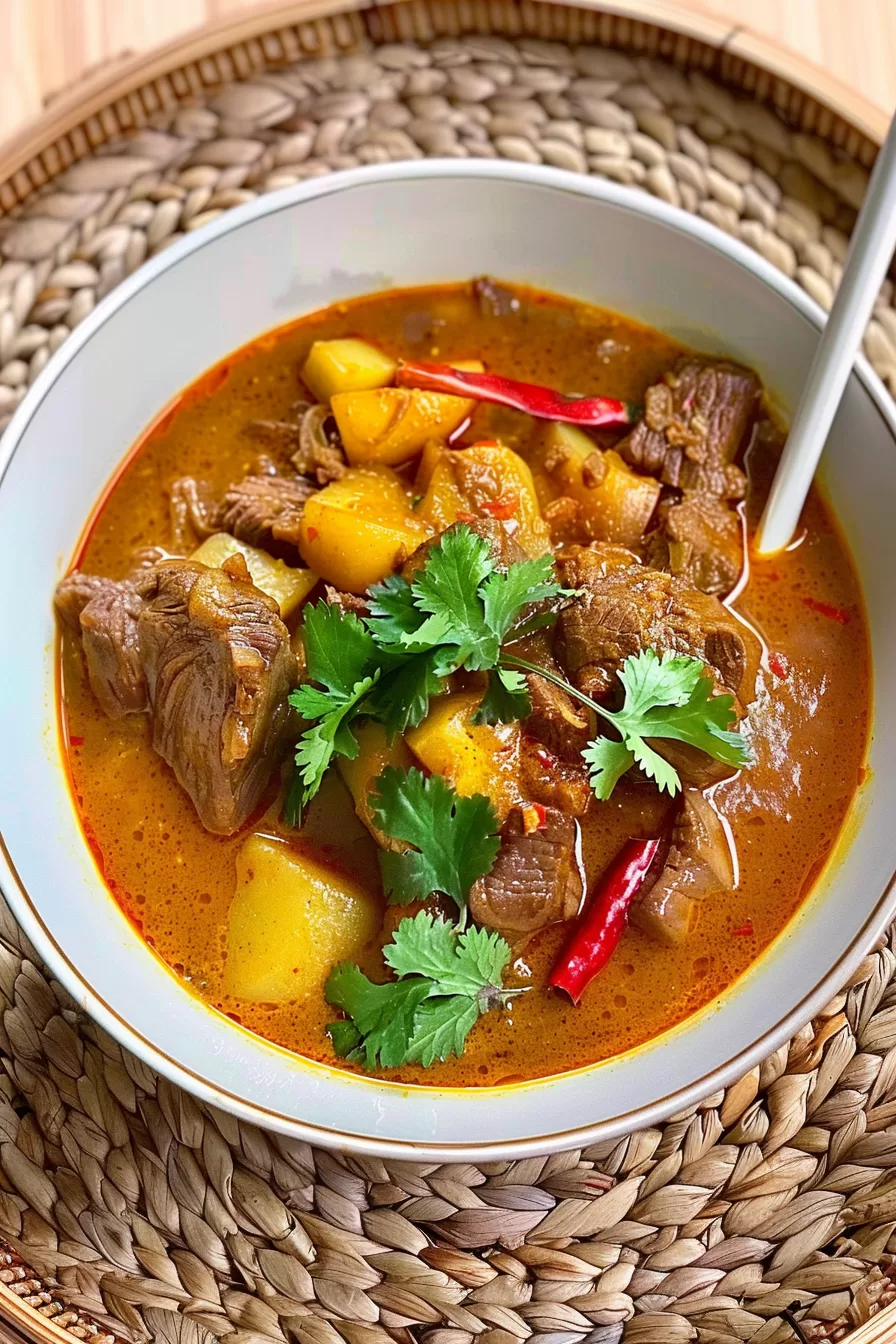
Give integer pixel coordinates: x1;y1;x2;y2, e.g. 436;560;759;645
407;691;521;821
302;338;397;402
225;835;380;1003
338;721;415;850
531;423;661;547
298;465;430;593
418;442;551;557
332;387;474;467
191;533;318;618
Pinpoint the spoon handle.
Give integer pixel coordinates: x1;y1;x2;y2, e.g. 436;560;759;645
757;112;896;556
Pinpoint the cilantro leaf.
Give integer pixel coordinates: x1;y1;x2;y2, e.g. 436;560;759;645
409;527;497;668
629;737;683;796
288;673;378;814
582;737;636;801
325;913;513;1070
473;667;531;724
482;554;568;643
302;601;378;694
403;996;481;1067
616;649;702;715
371;768;500;913
366;574;427;646
633;675;750;766
324;963;432;1069
364;650;445;736
326;1018;363;1059
581;649;751;801
383;911;511;995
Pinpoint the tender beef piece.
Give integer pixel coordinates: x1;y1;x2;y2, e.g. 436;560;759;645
401;517;529;583
646;491;744;598
617;357;758;493
324;585;369;617
54;572;110;629
556;543;756;705
469;806;583;944
169;477;222;552
510;630;592;762
472;276;520;318
289;403;347;485
632;790;735;944
55;573;147;718
219;474;316;551
519;738;593;817
135;560;295;834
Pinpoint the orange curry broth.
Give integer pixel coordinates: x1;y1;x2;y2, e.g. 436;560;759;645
58;282;871;1086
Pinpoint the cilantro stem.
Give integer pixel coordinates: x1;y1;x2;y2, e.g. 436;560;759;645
499;654;619;730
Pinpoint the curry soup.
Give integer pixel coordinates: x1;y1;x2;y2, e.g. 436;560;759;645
58;281;870;1086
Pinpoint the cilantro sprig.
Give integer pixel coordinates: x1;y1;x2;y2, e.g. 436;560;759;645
287;524;752;823
503;647;751;800
325;911;514;1069
371;767;500;919
286;526;572;818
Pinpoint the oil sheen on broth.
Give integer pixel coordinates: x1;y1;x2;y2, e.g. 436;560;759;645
59;283;870;1086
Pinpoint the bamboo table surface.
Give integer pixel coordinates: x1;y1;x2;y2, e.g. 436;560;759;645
3;0;896;146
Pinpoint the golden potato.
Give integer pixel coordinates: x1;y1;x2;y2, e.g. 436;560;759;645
406;691;521;821
302;338;396;401
337;721;415;850
531;423;661;547
298;464;430;594
417;442;551;556
225;835;380;1003
332;387;474;467
191;532;318;618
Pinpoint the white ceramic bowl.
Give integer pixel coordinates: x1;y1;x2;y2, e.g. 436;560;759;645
0;161;893;1160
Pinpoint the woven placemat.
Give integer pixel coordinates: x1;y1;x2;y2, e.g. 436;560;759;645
3;5;896;1342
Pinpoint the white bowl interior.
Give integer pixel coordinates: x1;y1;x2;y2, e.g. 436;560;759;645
0;163;893;1158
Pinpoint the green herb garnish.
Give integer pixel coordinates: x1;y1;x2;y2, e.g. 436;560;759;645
504;647;751;800
287;525;752;822
325;911;513;1069
370;767;500;918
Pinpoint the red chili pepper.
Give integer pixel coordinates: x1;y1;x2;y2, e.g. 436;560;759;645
306;526;319;542
397;360;635;428
768;652;788;679
550;837;661;1004
802;596;851;625
68;734;84;747
480;495;518;519
732;920;754;937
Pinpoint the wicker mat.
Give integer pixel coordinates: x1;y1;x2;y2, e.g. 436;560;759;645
3;10;896;1344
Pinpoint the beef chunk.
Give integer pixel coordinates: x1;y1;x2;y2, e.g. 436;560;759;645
288;403;347;485
135;560;295;834
618;357;758;493
646;491;744;597
323;585;369;617
55;572;110;629
469;806;583;944
55;573;147;718
511;630;592;762
556;544;756;705
519;738;592;817
169;477;222;552
632;790;734;944
219;474;315;551
402;516;529;584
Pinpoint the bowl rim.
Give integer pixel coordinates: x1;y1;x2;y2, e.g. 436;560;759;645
1;157;894;1160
